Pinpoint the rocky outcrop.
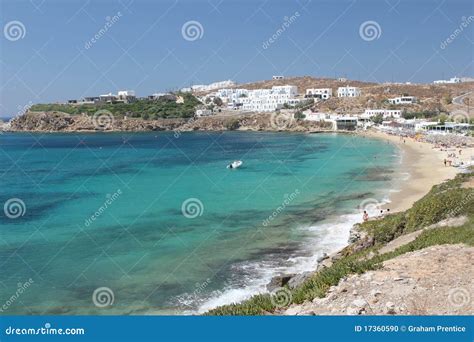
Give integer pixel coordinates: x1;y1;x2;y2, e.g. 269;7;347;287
283;244;474;315
8;111;333;133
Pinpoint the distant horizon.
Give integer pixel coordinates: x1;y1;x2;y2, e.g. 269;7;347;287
1;0;473;118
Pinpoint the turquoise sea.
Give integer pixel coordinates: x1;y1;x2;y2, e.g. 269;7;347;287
0;132;398;314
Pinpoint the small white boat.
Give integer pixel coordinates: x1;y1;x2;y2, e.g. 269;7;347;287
227;160;243;169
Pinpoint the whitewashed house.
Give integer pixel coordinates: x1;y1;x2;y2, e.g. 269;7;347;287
337;86;361;97
117;90;136;103
99;93;118;103
388;96;417;105
195;108;213;117
217;85;299;112
305;88;332;100
433;77;461;84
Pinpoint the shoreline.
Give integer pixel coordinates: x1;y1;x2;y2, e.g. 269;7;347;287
361;129;470;213
203;129;473;315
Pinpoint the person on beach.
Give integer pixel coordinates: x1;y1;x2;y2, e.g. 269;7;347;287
363;211;369;222
444;159;447;167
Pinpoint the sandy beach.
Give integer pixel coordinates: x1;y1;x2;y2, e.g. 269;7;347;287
363;129;473;212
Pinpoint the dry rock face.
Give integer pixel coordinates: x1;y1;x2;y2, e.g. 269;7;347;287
284;244;474;315
9;112;332;133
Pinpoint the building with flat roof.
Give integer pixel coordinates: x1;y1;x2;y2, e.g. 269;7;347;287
337;86;361;97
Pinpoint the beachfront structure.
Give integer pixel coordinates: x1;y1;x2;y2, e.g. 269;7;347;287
362;109;402;119
337;86;361;97
305;88;332;100
433;77;461;84
335;116;358;130
388;96;417;105
272;75;284;80
216;85;299;112
415;121;473;133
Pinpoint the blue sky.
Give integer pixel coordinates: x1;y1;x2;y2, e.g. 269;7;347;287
0;0;473;118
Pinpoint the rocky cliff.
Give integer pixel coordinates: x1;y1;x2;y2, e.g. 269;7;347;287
8;111;333;133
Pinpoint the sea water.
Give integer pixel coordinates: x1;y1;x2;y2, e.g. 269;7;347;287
0;131;398;314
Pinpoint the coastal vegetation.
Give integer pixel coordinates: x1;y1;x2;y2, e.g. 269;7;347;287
207;171;474;315
29;93;201;119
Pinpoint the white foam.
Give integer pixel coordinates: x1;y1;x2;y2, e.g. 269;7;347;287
195;212;363;314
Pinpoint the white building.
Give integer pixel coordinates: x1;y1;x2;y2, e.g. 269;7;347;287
195;108;213;117
433;77;461;84
337;86;361;97
305;88;332;100
272;75;284;80
99;93;117;102
388;96;417;105
362;109;402;119
182;80;235;93
216;85;299;112
117;90;136;103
